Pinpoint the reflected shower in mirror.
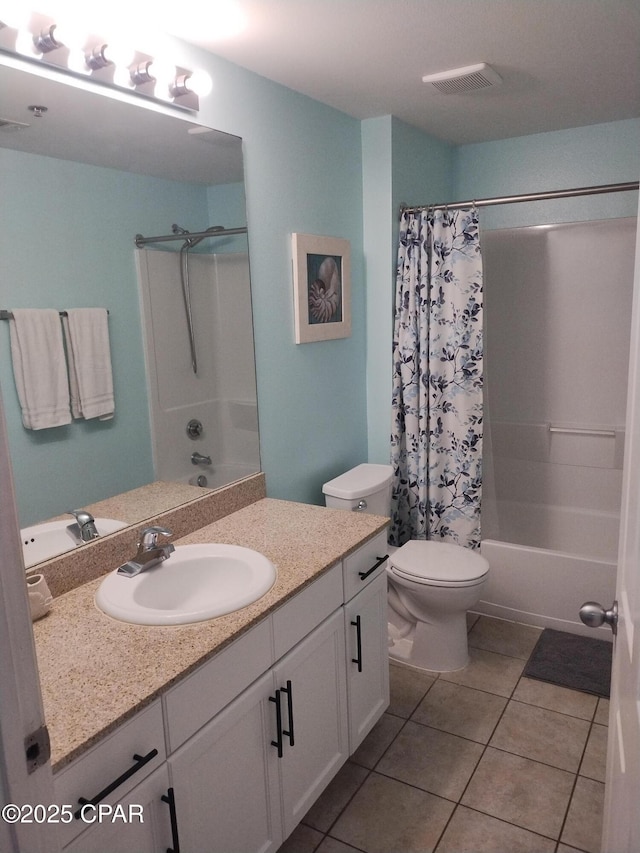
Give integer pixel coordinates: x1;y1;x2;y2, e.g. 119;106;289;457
0;59;260;564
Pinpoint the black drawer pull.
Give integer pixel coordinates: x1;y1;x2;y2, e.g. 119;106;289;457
161;786;181;853
358;554;389;581
74;748;158;819
281;680;295;747
351;615;363;672
269;689;284;758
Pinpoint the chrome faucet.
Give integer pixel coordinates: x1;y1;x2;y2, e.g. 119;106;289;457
117;526;175;577
67;509;99;543
191;451;212;466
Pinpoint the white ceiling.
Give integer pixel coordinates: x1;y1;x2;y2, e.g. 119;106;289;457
187;0;640;145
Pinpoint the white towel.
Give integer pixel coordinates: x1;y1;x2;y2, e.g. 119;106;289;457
62;308;115;421
9;309;72;429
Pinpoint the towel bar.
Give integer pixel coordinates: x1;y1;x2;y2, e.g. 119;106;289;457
548;425;616;438
0;309;109;320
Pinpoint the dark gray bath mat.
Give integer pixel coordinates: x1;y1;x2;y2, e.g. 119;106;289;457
523;628;612;697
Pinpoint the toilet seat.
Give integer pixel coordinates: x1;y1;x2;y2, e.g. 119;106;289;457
389;540;489;588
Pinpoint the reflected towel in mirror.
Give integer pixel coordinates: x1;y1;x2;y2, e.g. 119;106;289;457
62;308;115;421
8;308;72;429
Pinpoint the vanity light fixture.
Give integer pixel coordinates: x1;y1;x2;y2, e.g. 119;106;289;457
0;8;212;112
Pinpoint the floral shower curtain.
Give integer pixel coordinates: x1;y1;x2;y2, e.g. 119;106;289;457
389;206;483;549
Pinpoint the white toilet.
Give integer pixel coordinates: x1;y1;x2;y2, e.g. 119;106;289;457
323;463;489;673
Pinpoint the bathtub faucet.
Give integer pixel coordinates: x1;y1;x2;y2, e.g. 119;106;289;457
191;451;212;466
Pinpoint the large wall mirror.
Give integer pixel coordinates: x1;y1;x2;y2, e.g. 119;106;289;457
0;61;260;566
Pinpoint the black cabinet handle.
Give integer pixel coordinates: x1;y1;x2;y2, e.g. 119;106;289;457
161;787;181;853
269;689;284;758
358;554;389;581
74;748;158;819
281;680;295;747
351;615;363;672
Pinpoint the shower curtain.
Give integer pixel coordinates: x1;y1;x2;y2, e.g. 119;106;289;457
389;207;484;549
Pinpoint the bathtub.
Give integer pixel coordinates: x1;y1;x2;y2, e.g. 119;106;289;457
478;501;618;638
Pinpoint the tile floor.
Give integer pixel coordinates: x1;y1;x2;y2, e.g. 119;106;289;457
279;614;608;853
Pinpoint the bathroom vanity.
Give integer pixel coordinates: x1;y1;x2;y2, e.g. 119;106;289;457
32;496;389;852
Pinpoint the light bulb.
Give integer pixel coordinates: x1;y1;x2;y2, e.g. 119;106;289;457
147;58;175;99
67;47;91;74
0;8;31;30
102;41;135;69
184;69;212;98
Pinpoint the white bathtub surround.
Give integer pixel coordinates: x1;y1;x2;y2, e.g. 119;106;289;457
136;248;259;487
478;539;616;638
479;217;635;638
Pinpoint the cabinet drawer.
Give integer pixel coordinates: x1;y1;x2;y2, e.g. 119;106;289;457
343;530;389;601
272;562;343;661
54;700;165;848
164;617;273;751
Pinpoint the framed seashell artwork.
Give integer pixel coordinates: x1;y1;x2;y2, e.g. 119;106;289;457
292;232;351;343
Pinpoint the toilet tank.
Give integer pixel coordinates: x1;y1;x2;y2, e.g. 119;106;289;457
322;463;394;516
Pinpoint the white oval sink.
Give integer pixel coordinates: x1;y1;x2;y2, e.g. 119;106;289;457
95;543;277;626
21;518;127;568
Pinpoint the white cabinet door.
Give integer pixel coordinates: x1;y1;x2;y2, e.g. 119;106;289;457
344;570;390;752
272;608;349;838
64;765;173;853
169;671;282;853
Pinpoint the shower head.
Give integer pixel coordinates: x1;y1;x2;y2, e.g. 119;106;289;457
181;224;225;250
172;223;190;235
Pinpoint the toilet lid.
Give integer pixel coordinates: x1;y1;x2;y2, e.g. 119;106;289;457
389;540;489;585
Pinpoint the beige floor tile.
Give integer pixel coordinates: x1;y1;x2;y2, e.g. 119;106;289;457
461;747;575;838
468;616;542;659
331;772;454;853
513;677;598;720
411;679;507;743
490;700;590;772
594;697;610;726
278;822;324;853
388;662;437;718
556;845;589;853
580;723;607;782
561;776;605;853
435;805;556;852
302;761;368;832
376;720;483;801
316;837;362;853
439;646;525;697
350;712;405;769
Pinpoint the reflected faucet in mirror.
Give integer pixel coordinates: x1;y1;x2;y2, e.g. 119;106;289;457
67;509;100;543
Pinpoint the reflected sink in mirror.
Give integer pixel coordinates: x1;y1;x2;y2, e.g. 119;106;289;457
21;519;127;569
95;544;277;626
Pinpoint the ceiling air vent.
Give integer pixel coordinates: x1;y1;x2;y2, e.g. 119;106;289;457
422;63;502;94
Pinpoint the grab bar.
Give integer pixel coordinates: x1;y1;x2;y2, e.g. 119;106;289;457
548;426;616;438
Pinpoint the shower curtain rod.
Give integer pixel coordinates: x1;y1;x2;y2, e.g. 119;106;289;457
400;180;639;215
134;225;248;248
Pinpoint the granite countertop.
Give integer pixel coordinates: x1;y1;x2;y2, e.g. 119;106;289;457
33;498;388;771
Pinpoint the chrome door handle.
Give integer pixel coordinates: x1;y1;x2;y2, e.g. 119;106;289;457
579;600;618;635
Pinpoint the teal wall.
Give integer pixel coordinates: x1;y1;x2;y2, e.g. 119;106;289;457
2;34;638;524
454;119;640;229
364;117;639;462
0;148;215;523
1;42;368;523
182;44;368;505
363;116;454;464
